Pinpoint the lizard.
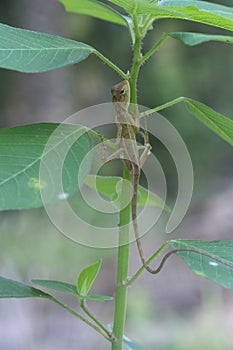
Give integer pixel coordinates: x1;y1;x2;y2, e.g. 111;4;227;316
111;80;159;274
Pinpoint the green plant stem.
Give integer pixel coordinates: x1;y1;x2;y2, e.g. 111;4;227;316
112;167;131;350
111;16;145;349
140;96;186;118
141;33;169;64
94;50;128;80
129;14;143;106
81;300;113;340
50;296;111;341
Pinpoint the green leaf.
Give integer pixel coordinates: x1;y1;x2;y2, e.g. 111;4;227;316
0;276;51;298
84;294;114;301
59;0;127;26
184;99;233;146
169;240;233;290
111;0;233;32
32;279;78;296
169;32;233;46
106;0;159;14
0;123;92;210
77;259;102;297
0;23;94;72
31;279;113;301
85;175;170;212
155;1;233;31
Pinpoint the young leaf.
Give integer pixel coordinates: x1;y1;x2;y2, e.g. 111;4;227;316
169;240;233;290
0;276;51;299
0;23;94;72
32;279;78;296
184;99;233;146
169;32;233;46
77;259;102;297
59;0;127;26
85;175;170;211
0;123;92;210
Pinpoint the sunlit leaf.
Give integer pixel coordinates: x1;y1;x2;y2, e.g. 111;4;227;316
107;0;233;32
59;0;127;26
151;1;233;32
106;0;159;14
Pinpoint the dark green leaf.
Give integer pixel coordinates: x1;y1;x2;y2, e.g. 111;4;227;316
170;240;233;290
0;276;51;298
0;23;94;72
32;279;78;296
59;0;127;26
77;259;102;297
0;123;92;210
85;175;170;211
169;32;233;46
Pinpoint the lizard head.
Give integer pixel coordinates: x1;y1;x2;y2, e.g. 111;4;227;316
111;80;130;107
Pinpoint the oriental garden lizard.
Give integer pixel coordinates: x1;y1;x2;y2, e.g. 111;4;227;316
110;80;159;274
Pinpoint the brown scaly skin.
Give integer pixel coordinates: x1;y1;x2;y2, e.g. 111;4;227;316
111;80;157;274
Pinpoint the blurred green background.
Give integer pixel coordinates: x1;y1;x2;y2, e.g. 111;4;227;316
0;1;233;349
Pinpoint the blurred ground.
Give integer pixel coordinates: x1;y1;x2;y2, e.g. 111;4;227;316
0;0;233;349
0;183;233;350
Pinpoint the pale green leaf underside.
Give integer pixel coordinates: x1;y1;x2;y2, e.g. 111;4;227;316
0;276;51;298
0;123;92;210
59;0;127;26
77;259;102;297
170;240;233;290
85;175;170;212
0;23;94;72
169;32;233;46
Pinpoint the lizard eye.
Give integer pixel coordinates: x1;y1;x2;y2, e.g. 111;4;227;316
120;88;126;95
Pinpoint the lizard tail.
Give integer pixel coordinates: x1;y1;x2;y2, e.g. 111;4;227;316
132;174;159;274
